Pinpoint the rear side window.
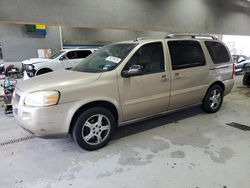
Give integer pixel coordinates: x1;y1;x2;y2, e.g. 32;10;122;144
205;41;230;64
168;41;206;70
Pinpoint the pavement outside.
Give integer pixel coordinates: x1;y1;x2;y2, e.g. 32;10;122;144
0;75;249;188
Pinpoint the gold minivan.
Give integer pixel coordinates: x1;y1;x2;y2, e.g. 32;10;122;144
13;34;235;150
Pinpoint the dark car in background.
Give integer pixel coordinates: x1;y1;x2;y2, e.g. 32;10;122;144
233;55;250;73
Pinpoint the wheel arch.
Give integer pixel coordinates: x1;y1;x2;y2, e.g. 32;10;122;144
36;68;53;75
208;81;225;92
204;81;225;101
68;100;119;134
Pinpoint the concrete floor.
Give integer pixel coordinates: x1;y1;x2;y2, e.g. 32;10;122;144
0;75;250;188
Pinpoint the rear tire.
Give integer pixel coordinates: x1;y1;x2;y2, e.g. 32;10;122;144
243;74;250;86
201;85;223;113
72;107;116;151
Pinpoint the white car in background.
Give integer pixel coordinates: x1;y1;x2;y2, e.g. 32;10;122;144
22;48;98;79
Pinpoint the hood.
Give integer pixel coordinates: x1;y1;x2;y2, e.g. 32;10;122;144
22;58;50;65
16;70;102;93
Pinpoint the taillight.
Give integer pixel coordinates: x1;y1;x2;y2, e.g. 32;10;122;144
232;63;236;78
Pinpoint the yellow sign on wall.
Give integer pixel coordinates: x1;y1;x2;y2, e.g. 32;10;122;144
35;24;46;30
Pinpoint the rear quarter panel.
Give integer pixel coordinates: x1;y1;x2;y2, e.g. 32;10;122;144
201;40;234;94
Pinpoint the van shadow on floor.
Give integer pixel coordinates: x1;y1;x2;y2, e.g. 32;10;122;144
114;106;203;140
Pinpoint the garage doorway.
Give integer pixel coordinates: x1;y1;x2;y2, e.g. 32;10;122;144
223;35;250;57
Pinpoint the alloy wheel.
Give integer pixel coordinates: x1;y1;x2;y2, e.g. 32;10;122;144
81;114;111;145
209;89;222;110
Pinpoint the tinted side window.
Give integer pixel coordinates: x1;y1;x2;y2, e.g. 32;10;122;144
76;50;92;58
168;41;206;70
124;42;165;74
66;51;78;59
205;41;230;64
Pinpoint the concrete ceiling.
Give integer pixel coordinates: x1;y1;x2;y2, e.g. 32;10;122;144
0;0;250;35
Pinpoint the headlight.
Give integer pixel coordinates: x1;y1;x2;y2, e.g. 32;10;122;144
25;64;34;71
24;91;60;107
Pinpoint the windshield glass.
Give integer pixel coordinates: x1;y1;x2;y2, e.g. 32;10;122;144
49;50;65;59
72;43;137;73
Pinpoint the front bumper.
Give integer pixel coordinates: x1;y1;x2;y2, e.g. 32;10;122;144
13;90;74;137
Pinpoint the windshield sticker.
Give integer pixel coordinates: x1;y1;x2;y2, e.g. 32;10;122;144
105;56;121;64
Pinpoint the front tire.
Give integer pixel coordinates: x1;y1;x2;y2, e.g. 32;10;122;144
202;85;223;113
72;107;116;151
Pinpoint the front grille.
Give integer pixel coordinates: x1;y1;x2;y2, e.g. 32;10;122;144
24;64;33;71
24;64;36;77
26;70;36;77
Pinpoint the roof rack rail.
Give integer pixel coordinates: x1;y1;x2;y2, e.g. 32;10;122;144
165;33;218;40
133;37;153;42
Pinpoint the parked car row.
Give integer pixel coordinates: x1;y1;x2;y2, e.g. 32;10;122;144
232;55;250;73
22;48;98;79
13;34;235;150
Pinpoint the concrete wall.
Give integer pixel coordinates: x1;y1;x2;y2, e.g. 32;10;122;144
0;24;167;62
0;0;250;35
0;23;167;62
0;24;61;62
61;27;166;45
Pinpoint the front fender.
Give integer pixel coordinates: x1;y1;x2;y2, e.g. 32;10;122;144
33;60;59;73
64;97;123;132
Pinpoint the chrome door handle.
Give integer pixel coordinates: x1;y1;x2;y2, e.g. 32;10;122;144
174;72;181;80
161;75;169;82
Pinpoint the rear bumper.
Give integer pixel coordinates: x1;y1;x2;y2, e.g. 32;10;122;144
223;79;234;96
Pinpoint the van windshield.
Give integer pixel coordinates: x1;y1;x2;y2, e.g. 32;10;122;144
72;43;137;73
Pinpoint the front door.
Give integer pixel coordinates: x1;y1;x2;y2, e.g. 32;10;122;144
118;42;171;121
63;51;83;69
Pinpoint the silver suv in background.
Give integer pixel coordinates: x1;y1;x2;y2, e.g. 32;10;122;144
13;34;235;151
232;55;250;73
22;48;98;79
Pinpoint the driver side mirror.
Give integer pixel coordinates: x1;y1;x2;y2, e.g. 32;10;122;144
121;65;143;78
